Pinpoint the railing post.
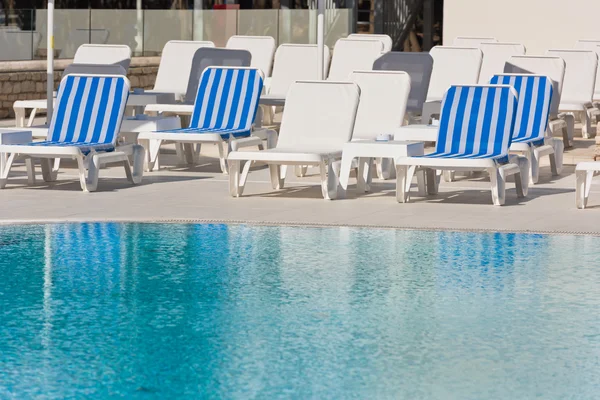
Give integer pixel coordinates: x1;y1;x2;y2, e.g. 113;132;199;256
373;0;384;34
422;0;434;50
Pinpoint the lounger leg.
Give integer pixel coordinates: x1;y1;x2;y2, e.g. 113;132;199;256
576;170;594;209
527;147;538;185
513;156;530;198
376;158;395;180
139;138;161;172
183;143;196;165
582;111;593;139
27;108;38;127
0;153;16;188
124;144;144;185
443;170;455;182
416;169;426;196
41;158;58;182
357;157;372;192
228;160;241;197
563;114;575;147
269;164;285;190
395;165;416;203
14;107;26;128
425;168;439;195
217;142;229;174
489;167;506;206
320;160;341;200
78;155;95;192
25;158;36;185
548;139;564;176
295;165;308;177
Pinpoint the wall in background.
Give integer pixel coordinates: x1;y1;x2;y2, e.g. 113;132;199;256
443;0;600;54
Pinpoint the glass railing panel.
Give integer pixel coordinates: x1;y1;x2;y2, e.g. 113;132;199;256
0;10;36;61
35;9;91;59
91;10;140;55
237;10;278;42
278;9;317;45
193;10;237;47
144;10;193;56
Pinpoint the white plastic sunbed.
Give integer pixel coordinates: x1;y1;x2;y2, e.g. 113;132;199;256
260;44;332;107
342;70;411;189
504;55;571;147
574;39;600;105
546;49;599;138
228;81;360;200
453;36;498;47
129;40;215;108
13;44;132;128
478;42;526;84
327;38;383;81
422;46;482;125
0;74;143;192
226;35;276;78
395;84;529;206
347;33;393;52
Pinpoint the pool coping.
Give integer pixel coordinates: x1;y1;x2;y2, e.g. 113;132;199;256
1;218;599;236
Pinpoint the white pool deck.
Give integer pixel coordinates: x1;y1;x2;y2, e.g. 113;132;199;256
1;118;600;234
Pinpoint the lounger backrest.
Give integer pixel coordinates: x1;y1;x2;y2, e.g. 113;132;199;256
153;40;215;96
277;81;360;150
574;40;600;100
189;67;264;132
226;35;276;77
545;49;597;105
73;44;132;71
504;56;565;116
269;44;332;97
63;63;127;77
435;84;518;159
490;74;553;144
427;46;482;102
185;48;252;103
478;43;526;84
453;36;497;47
328;39;383;81
373;52;433;113
348;33;393;52
48;74;130;145
350;71;410;140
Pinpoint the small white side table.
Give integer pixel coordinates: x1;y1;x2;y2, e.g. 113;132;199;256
0;129;34;183
339;140;425;194
120;116;182;171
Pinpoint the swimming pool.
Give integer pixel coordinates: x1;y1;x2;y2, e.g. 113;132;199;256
1;223;599;399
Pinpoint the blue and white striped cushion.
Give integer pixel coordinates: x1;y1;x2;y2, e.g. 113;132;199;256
421;85;518;162
160;67;263;139
48;75;129;145
490;74;553;147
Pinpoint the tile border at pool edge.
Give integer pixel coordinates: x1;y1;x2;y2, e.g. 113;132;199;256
1;218;600;236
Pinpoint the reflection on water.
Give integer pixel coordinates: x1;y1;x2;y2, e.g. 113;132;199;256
0;223;599;399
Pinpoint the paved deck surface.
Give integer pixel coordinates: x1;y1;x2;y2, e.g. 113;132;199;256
1;117;599;234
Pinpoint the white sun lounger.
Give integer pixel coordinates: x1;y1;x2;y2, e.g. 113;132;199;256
345;70;411;183
347;33;393;52
453;36;498;47
13;44;132;128
327;38;383;81
0;74;143;192
422;46;483;124
546;49;599;138
504;55;571;147
478;43;526;84
260;44;332;107
226;35;276;78
129;40;215;108
575;40;600;105
395;84;529;206
227;81;360;200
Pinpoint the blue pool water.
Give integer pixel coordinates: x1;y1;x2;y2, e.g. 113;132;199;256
1;223;600;399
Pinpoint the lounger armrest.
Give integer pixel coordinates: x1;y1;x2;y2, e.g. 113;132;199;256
144;103;194;115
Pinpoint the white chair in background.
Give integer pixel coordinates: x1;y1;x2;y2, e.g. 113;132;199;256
347;33;393;52
453;36;497;47
478;42;526;84
575;39;600;106
546;49;599;138
422;46;482;124
226;35;276;78
504;55;571;147
327;38;383;81
228;81;360;200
